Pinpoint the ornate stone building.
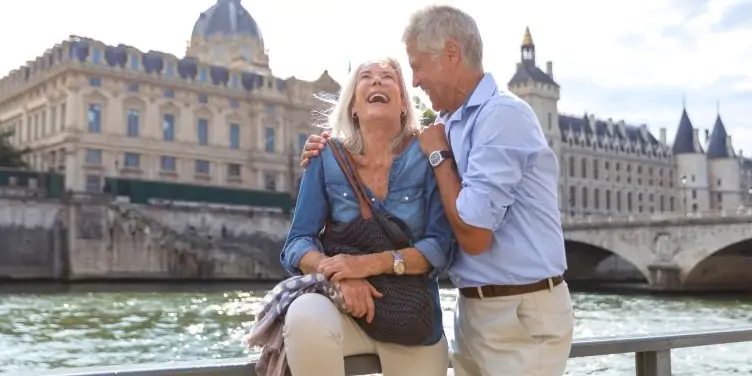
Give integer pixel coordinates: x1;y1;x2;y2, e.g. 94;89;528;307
0;0;338;194
508;28;751;216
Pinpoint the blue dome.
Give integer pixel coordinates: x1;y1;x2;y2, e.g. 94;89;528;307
192;0;263;41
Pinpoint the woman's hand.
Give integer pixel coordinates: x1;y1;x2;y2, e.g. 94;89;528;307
318;254;373;282
338;279;383;323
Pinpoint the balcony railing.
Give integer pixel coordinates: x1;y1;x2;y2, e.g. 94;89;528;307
17;327;752;376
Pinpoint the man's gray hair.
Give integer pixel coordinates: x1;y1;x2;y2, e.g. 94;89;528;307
402;5;483;70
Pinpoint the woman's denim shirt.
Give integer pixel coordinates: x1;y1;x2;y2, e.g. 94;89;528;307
280;137;454;345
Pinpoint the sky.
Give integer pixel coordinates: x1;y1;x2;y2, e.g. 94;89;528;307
1;0;751;156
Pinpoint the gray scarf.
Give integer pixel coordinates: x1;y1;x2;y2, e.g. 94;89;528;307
243;273;346;376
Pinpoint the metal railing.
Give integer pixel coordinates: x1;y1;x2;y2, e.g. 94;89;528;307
17;327;752;376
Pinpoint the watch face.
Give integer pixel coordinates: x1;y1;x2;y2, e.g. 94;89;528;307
429;151;442;166
394;262;406;275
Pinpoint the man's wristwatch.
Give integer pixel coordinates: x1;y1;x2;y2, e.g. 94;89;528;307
391;251;405;275
428;150;454;168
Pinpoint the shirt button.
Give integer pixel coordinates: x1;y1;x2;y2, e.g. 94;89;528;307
403;196;409;201
371;197;376;202
343;192;348;197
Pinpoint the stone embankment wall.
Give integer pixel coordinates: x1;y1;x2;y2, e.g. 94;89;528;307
67;199;291;281
0;195;291;281
0;199;67;279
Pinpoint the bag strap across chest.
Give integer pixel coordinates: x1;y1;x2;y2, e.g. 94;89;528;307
329;140;372;220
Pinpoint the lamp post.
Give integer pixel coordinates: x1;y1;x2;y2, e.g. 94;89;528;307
681;175;687;216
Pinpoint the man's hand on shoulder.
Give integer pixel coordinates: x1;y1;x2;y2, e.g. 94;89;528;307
300;131;331;168
417;123;449;157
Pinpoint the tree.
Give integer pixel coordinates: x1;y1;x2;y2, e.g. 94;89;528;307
412;96;437;126
0;130;30;168
421;108;437;126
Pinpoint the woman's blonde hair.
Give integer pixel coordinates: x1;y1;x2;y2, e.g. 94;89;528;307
316;57;421;155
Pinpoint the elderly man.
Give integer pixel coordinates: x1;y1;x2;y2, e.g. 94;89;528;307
300;5;573;376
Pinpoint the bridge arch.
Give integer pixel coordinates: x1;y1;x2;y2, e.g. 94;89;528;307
563;233;652;283
678;223;752;290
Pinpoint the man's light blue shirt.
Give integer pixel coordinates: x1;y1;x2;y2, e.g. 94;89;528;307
438;73;567;287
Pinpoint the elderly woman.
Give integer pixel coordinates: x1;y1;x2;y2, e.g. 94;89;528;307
279;58;453;376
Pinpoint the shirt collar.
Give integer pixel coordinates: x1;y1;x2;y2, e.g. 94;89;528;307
439;73;498;124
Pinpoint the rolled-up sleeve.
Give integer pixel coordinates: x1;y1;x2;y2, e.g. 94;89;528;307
414;166;455;279
457;102;538;231
279;154;328;276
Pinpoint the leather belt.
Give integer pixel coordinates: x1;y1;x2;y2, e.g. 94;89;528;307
459;275;564;299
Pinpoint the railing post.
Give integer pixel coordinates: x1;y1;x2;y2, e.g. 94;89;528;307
635;350;671;376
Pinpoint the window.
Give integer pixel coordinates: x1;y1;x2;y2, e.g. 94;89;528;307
128;83;139;93
568;186;575;207
91;48;102;64
87;104;102;133
230;74;239;88
580;158;587;179
568;156;574;177
198;94;208;104
266;104;275;114
50;107;57;133
227;163;241;177
197;118;209;145
195;160;210;174
298;133;307;152
594;188;600;209
129;54;139;70
85;174;101;193
593;159;599;180
199;69;208;82
166;61;175;77
605;190;611;210
60;103;66;129
163;114;175;141
126;109;139;137
265;127;275;152
85;149;102;165
581;187;588;209
229;124;240;149
264;172;277;191
230;99;239;108
160;156;176;172
627;192;633;212
89;77;101;87
124;152;140;168
164;88;174;98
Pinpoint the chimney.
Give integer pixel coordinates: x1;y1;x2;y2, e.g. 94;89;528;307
606;118;614;134
704;129;710;144
692;128;700;149
726;135;733;154
546;61;553;78
660;127;667;144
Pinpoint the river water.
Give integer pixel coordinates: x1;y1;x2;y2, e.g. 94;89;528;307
0;284;750;375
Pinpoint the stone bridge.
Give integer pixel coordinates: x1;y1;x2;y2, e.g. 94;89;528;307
562;209;752;291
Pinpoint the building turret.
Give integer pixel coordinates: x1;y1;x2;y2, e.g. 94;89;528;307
671;107;709;212
706;112;741;210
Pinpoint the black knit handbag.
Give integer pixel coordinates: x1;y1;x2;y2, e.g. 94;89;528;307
319;140;435;346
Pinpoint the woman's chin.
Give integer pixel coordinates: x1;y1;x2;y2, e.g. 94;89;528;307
361;107;400;122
